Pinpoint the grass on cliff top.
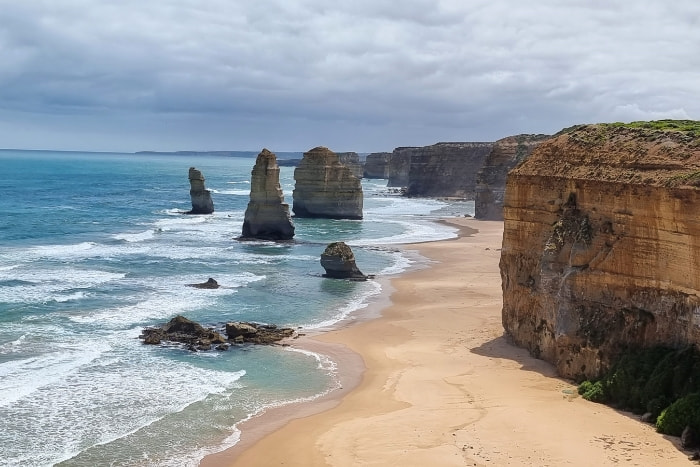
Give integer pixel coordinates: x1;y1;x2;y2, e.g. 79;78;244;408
557;119;700;136
578;345;700;436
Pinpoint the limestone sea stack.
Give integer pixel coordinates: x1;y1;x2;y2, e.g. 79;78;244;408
500;121;700;380
363;152;391;179
293;147;363;219
474;134;550;220
187;167;214;214
336;152;364;179
320;242;367;280
241;149;295;240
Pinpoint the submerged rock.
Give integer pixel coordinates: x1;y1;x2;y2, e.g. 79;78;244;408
186;278;220;289
241;149;295;240
187;167;214;214
320;242;368;280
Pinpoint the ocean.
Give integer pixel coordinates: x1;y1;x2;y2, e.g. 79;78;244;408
0;150;474;466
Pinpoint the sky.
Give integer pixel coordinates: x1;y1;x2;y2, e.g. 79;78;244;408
0;1;698;153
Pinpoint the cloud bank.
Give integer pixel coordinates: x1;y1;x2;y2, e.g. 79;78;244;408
0;0;698;151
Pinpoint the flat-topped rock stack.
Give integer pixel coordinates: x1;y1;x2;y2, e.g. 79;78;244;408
500;121;700;380
475;134;550;219
293;147;363;219
363;152;392;179
242;149;295;240
187;167;214;214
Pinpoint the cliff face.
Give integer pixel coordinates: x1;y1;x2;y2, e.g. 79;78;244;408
187;167;214;214
475;134;550;220
500;122;700;380
363;152;391;179
405;142;493;198
336;152;364;179
241;149;295;240
387;147;415;187
293;147;363;219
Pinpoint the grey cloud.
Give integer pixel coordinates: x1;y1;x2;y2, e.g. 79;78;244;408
0;0;698;151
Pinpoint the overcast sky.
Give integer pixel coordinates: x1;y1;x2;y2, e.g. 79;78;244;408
0;1;698;152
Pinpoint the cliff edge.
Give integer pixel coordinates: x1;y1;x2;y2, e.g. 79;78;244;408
500;120;700;380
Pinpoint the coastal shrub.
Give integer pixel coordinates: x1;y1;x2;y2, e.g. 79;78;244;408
656;393;700;436
578;380;606;403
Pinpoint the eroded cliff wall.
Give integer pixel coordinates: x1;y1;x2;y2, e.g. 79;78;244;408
406;142;493;198
500;122;700;380
475;134;550;220
336;152;364;179
387;147;415;187
364;152;391;179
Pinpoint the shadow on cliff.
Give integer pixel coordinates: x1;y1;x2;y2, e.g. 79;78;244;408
471;334;689;456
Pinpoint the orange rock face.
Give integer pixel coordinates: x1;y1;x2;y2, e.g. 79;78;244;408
500;123;700;379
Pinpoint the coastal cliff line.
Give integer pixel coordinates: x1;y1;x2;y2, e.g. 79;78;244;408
500;121;700;380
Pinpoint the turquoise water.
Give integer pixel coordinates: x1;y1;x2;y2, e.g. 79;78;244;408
0;150;472;466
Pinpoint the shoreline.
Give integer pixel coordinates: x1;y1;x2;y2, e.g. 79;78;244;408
202;217;691;466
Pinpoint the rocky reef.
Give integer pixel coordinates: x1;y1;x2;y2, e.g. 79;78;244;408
475;134;550;219
140;315;296;350
500;121;700;380
293;147;363;219
320;242;368;280
405;142;494;197
187;167;214;214
363;152;391;179
241;149;295;240
336;152;364;179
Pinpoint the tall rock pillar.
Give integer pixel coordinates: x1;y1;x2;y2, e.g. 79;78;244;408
188;167;214;214
241;149;295;240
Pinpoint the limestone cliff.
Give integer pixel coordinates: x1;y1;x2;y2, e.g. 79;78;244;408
241;149;295;240
405;142;493;198
387;147;415;187
293;147;363;219
475;134;550;220
363;152;391;179
187;167;214;214
500;121;700;380
336;152;364;179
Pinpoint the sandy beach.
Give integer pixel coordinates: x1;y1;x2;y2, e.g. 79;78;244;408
202;218;691;466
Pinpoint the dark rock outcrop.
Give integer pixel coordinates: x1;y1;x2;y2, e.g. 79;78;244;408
405;142;494;198
475;134;550;219
225;321;295;344
140;315;227;350
186;278;220;289
500;121;700;380
241;149;295;240
187;167;214;214
336;152;364;179
293;147;363;219
320;242;367;280
363;152;392;179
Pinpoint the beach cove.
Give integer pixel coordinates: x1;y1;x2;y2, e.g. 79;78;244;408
203;218;690;466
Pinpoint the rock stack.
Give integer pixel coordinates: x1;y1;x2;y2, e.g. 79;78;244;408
187;167;214;214
241;149;295;240
336;152;364;179
363;152;392;179
320;242;367;280
293;147;363;219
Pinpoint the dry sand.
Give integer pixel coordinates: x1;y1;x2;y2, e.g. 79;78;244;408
202;218;691;466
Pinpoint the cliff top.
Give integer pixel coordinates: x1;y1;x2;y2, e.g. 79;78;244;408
512;120;700;188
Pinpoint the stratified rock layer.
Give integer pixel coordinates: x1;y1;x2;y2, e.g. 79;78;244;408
242;149;295;240
387;147;415;187
363;152;391;179
475;134;550;220
406;142;494;198
336;152;364;179
293;147;363;219
500;122;700;380
320;242;367;280
188;167;214;214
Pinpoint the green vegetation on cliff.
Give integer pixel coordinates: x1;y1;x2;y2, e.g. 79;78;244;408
577;345;700;436
558;119;700;136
